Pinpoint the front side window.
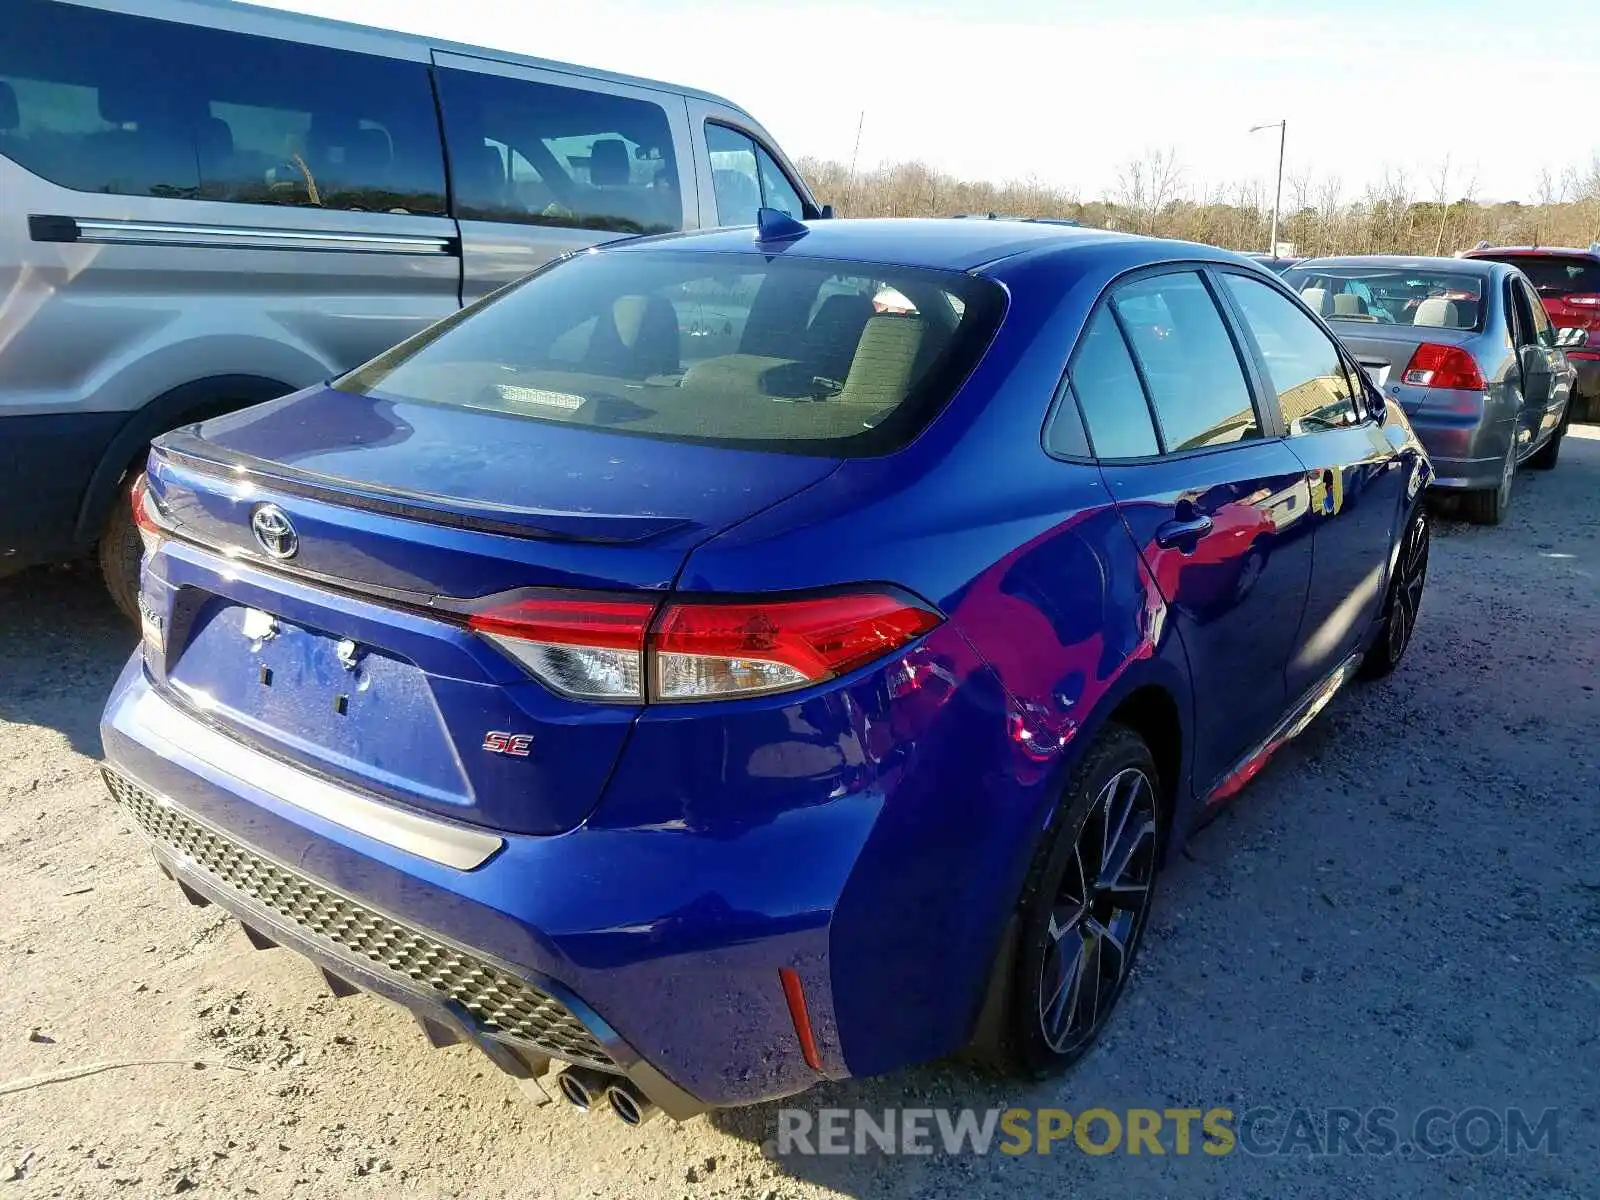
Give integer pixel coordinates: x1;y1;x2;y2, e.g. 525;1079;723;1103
706;123;805;225
1222;274;1361;434
1283;265;1487;332
1113;272;1261;452
337;250;1004;456
0;0;445;213
437;69;683;235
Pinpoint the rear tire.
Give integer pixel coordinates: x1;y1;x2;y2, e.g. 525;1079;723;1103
1359;506;1429;681
979;724;1164;1080
1461;441;1515;525
98;474;143;624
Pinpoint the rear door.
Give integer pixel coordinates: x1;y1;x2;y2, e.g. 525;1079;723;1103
1070;269;1314;791
432;53;695;303
1216;270;1406;697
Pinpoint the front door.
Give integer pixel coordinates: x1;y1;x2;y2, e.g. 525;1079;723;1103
1215;270;1408;696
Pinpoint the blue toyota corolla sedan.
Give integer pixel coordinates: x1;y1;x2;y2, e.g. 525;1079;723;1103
100;215;1433;1124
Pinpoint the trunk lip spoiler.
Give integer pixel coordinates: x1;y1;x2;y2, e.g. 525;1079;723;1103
152;431;693;545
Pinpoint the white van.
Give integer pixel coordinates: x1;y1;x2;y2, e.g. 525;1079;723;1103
0;0;823;615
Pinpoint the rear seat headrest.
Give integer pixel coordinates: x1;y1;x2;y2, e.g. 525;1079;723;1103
1299;287;1333;317
1413;297;1459;328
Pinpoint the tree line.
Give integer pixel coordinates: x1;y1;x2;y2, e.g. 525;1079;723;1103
797;150;1600;256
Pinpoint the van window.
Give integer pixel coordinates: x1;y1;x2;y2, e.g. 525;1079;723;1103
0;0;446;214
337;250;1005;457
705;124;805;225
436;69;683;235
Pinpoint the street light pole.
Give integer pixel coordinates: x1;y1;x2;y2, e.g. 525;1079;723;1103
1251;120;1286;255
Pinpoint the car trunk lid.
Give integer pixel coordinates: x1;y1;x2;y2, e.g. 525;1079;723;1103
143;385;840;835
1330;324;1478;412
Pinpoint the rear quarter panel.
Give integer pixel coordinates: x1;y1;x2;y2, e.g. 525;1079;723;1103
645;247;1197;1076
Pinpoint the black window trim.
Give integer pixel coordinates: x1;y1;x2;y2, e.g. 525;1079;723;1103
1071;261;1283;465
703;118;816;221
1208;263;1376;435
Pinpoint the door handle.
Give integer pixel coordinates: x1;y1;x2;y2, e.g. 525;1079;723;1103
1155;514;1214;549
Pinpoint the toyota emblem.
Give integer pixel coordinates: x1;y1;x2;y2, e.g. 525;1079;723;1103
250;504;298;560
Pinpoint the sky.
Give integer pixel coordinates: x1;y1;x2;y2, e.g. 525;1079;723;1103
250;0;1599;205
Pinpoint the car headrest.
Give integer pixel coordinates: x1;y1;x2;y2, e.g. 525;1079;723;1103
1299;287;1333;316
589;138;631;187
596;294;680;378
195;115;234;164
1413;297;1459;327
457;142;506;203
1332;293;1369;317
347;127;392;174
839;314;926;408
0;82;17;133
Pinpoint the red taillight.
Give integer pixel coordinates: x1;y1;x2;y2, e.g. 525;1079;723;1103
130;473;164;554
1401;343;1486;391
652;592;942;701
467;589;941;703
467;595;655;701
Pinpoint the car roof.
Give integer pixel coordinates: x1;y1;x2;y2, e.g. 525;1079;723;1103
1462;245;1600;261
1291;254;1502;278
63;0;757;115
608;218;1237;274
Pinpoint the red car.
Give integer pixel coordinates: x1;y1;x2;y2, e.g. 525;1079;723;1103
1462;244;1600;420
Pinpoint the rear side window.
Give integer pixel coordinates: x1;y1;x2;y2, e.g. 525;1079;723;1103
706;123;806;226
1113;272;1261;452
1221;274;1362;434
436;69;683;235
1492;255;1600;298
0;0;446;214
336;250;1004;456
1068;307;1160;459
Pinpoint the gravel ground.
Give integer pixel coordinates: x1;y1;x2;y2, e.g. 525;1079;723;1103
2;429;1597;1200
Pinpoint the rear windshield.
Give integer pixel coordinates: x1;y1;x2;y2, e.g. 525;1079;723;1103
1489;256;1600;298
336;250;1004;456
1281;266;1486;331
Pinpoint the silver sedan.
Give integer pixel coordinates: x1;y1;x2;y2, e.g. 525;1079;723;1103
1281;255;1581;524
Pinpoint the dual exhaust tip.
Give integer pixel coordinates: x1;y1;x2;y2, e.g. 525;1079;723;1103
555;1066;659;1126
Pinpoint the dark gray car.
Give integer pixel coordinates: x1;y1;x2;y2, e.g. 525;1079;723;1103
1282;256;1580;524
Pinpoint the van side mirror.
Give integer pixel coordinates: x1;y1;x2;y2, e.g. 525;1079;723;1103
1555;326;1589;349
817;203;835;220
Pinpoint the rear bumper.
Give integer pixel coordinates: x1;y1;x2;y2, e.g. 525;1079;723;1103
100;657;869;1110
1406;409;1511;491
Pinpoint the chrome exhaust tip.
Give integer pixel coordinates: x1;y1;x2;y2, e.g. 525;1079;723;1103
555;1066;612;1112
605;1079;660;1127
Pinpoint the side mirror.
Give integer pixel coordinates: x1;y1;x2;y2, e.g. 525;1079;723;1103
1555;327;1589;349
817;203;836;220
1365;384;1389;426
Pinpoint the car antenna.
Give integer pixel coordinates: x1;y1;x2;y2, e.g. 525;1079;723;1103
754;207;809;244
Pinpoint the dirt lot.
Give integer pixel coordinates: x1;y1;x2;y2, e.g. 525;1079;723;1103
2;430;1597;1200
